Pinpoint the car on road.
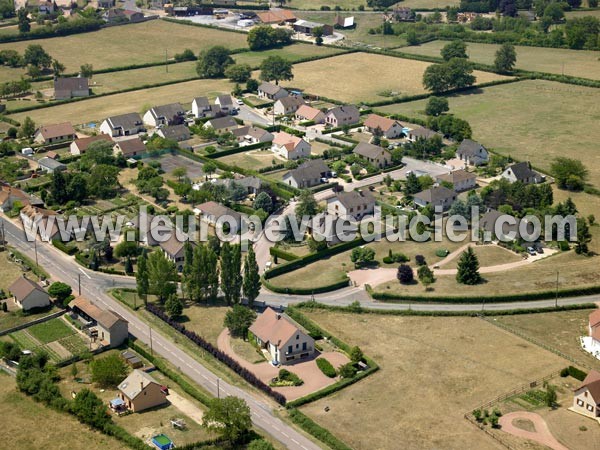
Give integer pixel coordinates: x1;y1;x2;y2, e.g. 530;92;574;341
236;99;244;105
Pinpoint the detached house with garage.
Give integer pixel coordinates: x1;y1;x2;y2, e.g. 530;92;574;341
327;190;375;221
436;169;477;192
249;307;314;365
117;369;168;413
68;296;129;348
271;131;311;160
54;77;90;100
159;234;191;271
9;276;50;311
34;122;77;145
70;134;113;156
572;370;600;419
232;126;273;146
407;126;439;142
501;162;543;185
215;95;234;114
325;105;360;128
143;103;185;127
273;95;305;116
353;142;391;169
282;159;330;189
192;96;221;119
203;116;238;134
100;113;144;137
258;82;288;101
414;186;457;211
295;104;325;124
113;137;146;158
456;139;489;166
363;114;404;139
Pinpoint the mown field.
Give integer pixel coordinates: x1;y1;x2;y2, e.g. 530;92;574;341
299;311;567;450
400;40;600;80
378;80;600;188
291;0;459;9
0;20;248;82
285;52;510;103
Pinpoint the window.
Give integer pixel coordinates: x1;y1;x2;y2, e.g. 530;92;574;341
302;342;307;350
287;345;292;353
578;399;584;407
585;392;589;397
296;334;299;340
296;344;299;349
588;404;594;412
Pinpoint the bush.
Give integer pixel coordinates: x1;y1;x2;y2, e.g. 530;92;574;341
397;264;414;284
271;369;303;386
562;366;587;381
338;363;357;379
415;254;426;266
316;357;337;378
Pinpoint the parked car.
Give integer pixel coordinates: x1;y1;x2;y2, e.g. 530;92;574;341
236;99;244;105
527;247;536;256
320;177;329;183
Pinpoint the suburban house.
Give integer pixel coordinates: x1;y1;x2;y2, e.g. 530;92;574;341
501;162;543;184
589;310;600;347
33;122;77;145
295;104;325;124
363;114;404;139
0;184;43;212
273;96;305;116
117;369;168;413
480;209;535;241
68;296;129;348
9;276;50;311
70;134;113;155
156;124;191;142
308;213;358;246
257;82;288;101
407;126;439;142
192;96;220;119
19;205;62;241
203;116;238;134
215;95;234;114
249;307;314;365
327;190;376;221
271;131;311;160
436;169;477;192
282;159;330;189
353;142;391;169
143;103;185;127
54;77;90;100
100;113;144;137
572;370;600;419
414;186;457;211
123;9;145;22
232;176;262;196
159;234;191;271
293;19;333;36
456;139;489;166
232;126;274;146
325;105;360;128
113;137;146;158
38;157;67;174
256;9;296;24
195;201;243;235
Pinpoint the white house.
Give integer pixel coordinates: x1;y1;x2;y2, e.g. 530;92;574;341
327;190;375;221
249;307;315;365
100;113;144;137
9;276;50;311
192;96;220;119
363;114;404;139
436;169;477;192
456;139;489;166
232;126;274;146
282;159;329;189
143;103;185;128
273;96;305;116
271;132;311;160
572;370;600;419
215;95;234;114
501;162;543;185
257;82;288;101
203;116;238;134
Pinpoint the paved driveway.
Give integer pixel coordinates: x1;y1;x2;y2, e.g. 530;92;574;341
498;411;568;450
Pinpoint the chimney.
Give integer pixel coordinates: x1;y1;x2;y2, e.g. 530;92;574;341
276;313;281;320
140;381;144;391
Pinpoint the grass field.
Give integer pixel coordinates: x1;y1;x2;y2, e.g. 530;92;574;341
10;78;234;125
0;374;129;450
0;251;23;293
286;52;510;103
175;302;229;346
291;0;458;9
377;80;600;188
399;40;600;80
28;317;75;343
299;311;567;450
218;150;281;172
0;20;248;82
439;244;522;269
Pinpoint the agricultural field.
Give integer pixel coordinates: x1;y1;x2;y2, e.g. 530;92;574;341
0;374;129;450
399;40;600;80
377;80;600;188
0;20;248;82
10;78;234;126
298;311;568;450
233;43;347;67
291;0;458;10
285;53;510;103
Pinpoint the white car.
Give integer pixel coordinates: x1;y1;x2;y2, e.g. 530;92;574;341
236;99;244;105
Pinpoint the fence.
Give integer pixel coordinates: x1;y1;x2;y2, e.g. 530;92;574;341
0;309;66;337
463;414;515;450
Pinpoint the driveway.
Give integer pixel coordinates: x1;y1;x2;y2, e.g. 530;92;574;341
167;390;204;425
498;411;568;450
217;329;349;401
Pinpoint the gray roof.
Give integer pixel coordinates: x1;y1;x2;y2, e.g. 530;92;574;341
150;103;185;120
193;96;210;108
505;161;538;181
206;116;237;129
38;157;66;170
216;95;233;106
276;95;305;109
54;77;89;92
326;105;360;123
118;369;161;400
414;186;456;204
258;82;285;96
436;169;476;184
106;113;143;130
353;142;390;159
284;159;329;184
409;127;438;139
196;201;242;222
232;126;272;141
158;125;191;141
332;190;375;210
234;176;262;190
457;139;486;157
9;276;47;302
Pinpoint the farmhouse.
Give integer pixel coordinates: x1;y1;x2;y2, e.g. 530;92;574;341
456;139;489;166
271;131;311;160
232;126;274;146
480;209;535;241
501;162;543;184
68;296;129;348
325;105;360;128
117;369;168;413
54;77;90;100
143;103;185;127
70;134;113;155
414;186;456;211
38;157;67;174
436;170;477;192
256;9;296;24
195;201;243;234
258;82;289;101
572;370;600;419
295;104;325;124
33;122;76;145
293;19;333;36
204;116;238;134
327;190;375;221
249;307;314;365
9;276;50;311
407;126;439;142
282;159;330;189
19;204;62;241
156;124;191;142
273;96;306;116
363;114;404;139
100;113;144;137
113;137;146;158
353;142;391;169
215;95;234;114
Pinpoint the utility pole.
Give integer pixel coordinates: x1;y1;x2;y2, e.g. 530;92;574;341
555;270;559;308
0;219;5;252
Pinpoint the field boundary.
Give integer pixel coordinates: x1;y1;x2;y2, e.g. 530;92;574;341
0;309;66;337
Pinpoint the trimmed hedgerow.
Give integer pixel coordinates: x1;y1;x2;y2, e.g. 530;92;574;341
316;357;337;378
262;277;350;295
287;409;353;450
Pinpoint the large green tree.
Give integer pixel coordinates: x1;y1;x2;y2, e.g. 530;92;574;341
147;250;178;302
224;63;252;83
456;247;482;285
196;46;234;78
551;157;588;191
136;249;149;299
23;44;51;70
224;305;256;338
242;246;261;305
220;243;242;305
425;96;449;116
440;40;468;61
90;354;128;388
494;43;517;73
423;58;475;93
203;396;252;443
259;56;293;85
295;190;318;217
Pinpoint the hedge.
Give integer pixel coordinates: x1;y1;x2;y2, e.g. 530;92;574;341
208;141;270;159
145;303;287;405
269;246;300;261
52;239;78;256
316;357;336;378
310;181;339;193
263;238;365;279
287;409;353;450
262;277;350;295
561;365;587;382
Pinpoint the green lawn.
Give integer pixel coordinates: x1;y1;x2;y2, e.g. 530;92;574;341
377;79;600;188
399;40;600;80
218;150;281;172
28;318;75;344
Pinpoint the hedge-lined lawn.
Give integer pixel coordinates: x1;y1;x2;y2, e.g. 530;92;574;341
176;302;230;346
299;311;567;450
285;52;509;103
377;80;600;189
218;150;281;172
0;20;248;82
28;318;75;344
400;40;600;80
439;244;522;270
10;78;234;125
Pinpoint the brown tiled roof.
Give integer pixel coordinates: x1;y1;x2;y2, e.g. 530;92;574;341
577;370;600;402
159;233;187;257
9;276;46;302
436;169;476;184
273;131;305;150
115;137;145;156
72;134;113;153
249;307;301;347
0;185;29;205
68;296;126;329
257;9;296;23
37;122;76;140
295;105;323;121
363;114;401;132
119;369;161;400
196;201;241;222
